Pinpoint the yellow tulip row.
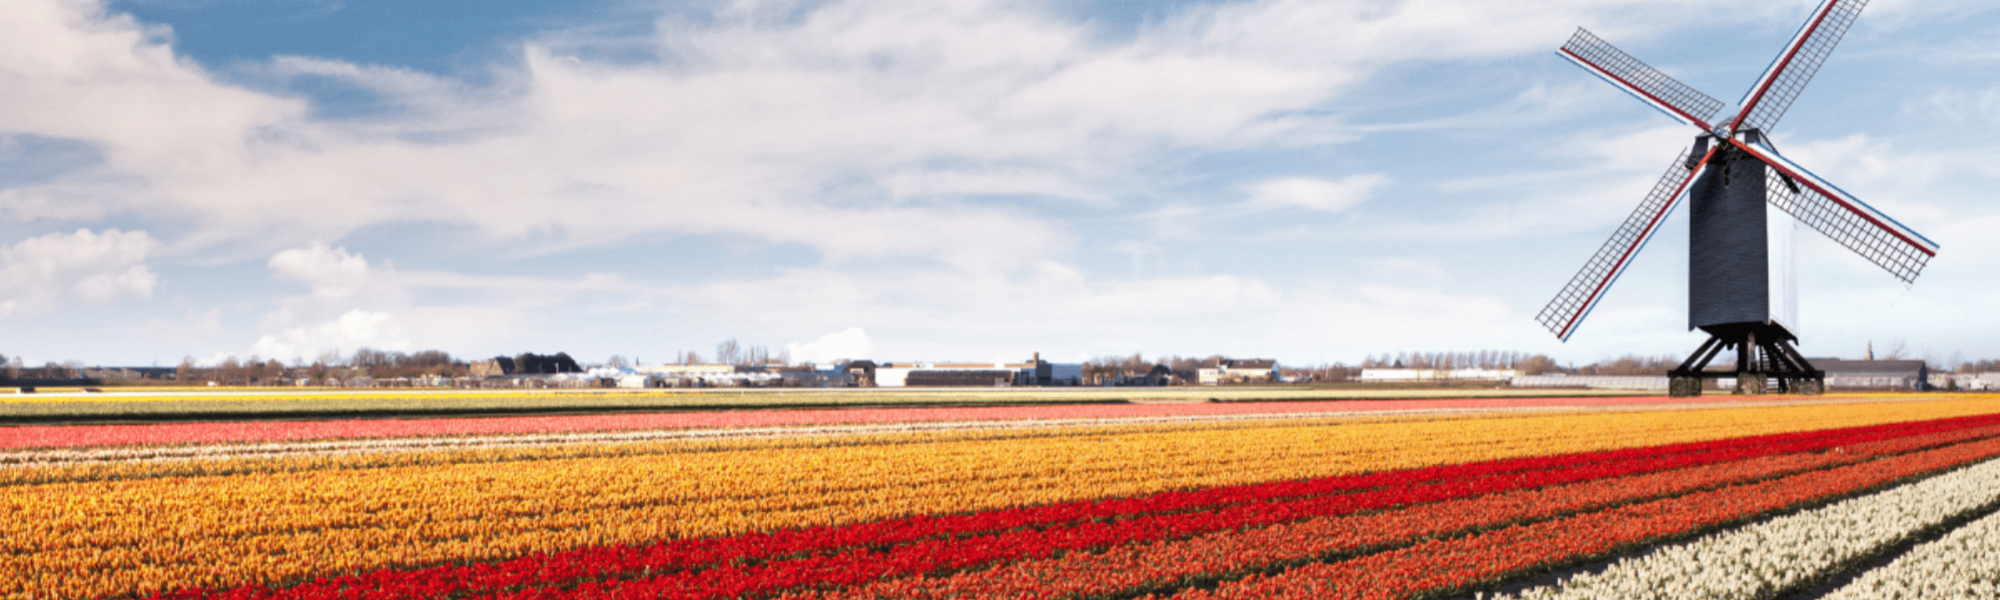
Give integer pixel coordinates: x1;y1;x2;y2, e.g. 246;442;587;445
3;398;1997;600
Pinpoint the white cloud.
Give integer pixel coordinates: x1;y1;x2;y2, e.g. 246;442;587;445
249;309;410;362
786;327;873;364
0;0;1765;268
1244;174;1388;214
268;243;371;299
0;228;156;315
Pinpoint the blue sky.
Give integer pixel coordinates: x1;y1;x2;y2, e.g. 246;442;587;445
3;0;1998;368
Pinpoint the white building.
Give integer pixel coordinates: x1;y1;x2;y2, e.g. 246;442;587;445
870;355;1082;387
1198;358;1279;385
1358;368;1518;382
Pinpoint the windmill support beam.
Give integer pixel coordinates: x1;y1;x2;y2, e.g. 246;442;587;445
1667;323;1823;397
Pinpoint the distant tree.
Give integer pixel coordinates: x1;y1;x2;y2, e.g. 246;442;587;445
1884;339;1908;361
175;356;195;382
1516;355;1560;375
245;355;268;384
218;357;243;385
716;339;742;366
607;355;628;369
510;352;583;374
742;344;781;366
308;361;330;385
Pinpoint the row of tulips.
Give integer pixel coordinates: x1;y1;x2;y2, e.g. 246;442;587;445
8;399;2000;600
1822;499;2000;599
787;419;2000;600
1490;455;2000;599
1166;430;2000;599
7;410;1446;468
0;393;1881;451
149;412;2000;600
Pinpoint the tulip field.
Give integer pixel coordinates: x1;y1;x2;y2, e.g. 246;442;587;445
4;394;2000;599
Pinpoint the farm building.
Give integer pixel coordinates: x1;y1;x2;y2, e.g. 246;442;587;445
871;354;1082;387
1810;359;1930;390
1197;358;1279;385
1359;368;1519;382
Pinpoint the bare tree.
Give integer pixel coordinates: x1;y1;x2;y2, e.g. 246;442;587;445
607;355;628;369
1884;339;1908;361
1515;355;1560;375
218;357;244;386
715;339;742;366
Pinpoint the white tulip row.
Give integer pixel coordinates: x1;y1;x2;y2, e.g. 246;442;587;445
1820;503;2000;599
1482;456;2000;600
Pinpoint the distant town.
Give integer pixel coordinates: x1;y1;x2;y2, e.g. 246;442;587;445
6;342;1999;393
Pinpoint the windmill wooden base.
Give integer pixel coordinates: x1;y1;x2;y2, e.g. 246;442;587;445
1667;323;1824;397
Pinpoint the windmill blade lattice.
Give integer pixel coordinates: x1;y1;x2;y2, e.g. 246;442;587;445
1560;29;1727;130
1732;0;1869;134
1537;146;1703;339
1759;164;1931;283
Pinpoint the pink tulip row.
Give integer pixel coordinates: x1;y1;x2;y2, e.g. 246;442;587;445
1;394;1727;450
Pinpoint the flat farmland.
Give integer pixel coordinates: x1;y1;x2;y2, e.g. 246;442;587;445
4;391;1999;600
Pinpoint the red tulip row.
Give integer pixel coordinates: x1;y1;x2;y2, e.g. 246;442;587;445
147;413;2000;600
1173;433;2000;599
792;420;2000;600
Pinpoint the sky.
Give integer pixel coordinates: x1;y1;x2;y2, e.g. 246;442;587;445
2;0;1998;369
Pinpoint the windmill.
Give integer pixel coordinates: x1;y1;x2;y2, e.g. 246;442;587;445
1536;0;1939;396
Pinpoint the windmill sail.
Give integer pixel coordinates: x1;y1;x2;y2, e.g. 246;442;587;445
1734;140;1937;282
1537;146;1711;340
1731;0;1870;134
1559;28;1726;131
